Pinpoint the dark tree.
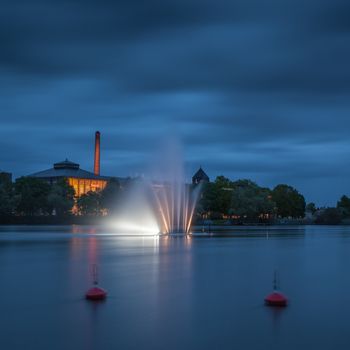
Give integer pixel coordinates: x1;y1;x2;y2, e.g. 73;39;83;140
14;177;51;216
47;179;75;216
212;176;233;215
315;208;343;225
230;180;275;221
77;191;102;216
100;178;121;215
337;195;350;218
306;202;317;215
271;184;306;218
197;176;233;218
197;177;276;222
0;174;15;216
197;182;217;218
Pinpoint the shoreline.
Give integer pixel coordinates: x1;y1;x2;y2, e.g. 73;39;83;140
0;218;348;227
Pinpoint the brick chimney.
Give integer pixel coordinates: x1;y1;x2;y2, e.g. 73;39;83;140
94;131;100;176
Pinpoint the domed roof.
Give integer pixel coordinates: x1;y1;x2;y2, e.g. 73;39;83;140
54;159;80;170
29;159;109;180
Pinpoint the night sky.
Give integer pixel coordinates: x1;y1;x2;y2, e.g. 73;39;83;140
1;0;350;206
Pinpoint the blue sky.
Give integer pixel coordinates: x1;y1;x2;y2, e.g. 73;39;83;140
1;0;350;206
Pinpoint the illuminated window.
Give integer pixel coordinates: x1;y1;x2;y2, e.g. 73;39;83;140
79;180;84;196
85;180;91;193
67;177;107;197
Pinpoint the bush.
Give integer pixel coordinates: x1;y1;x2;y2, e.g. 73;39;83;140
315;208;343;225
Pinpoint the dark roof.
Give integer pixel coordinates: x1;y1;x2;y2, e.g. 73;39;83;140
192;167;209;181
29;159;109;180
54;159;79;170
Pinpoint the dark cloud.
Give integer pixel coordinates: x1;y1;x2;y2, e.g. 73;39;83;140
1;0;350;206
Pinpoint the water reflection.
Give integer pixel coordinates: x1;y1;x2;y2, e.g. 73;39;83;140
2;226;350;350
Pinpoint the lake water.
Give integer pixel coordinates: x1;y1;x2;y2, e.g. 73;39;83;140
1;225;350;350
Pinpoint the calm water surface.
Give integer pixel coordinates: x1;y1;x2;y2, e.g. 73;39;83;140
1;225;350;350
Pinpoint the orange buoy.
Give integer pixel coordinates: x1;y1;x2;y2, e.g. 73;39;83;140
265;271;288;307
86;264;107;301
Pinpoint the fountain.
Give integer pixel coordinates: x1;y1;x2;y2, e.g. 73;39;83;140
110;140;202;235
109;181;160;235
151;178;201;235
149;140;202;235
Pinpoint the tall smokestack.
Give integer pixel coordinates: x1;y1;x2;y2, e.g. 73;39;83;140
94;131;100;176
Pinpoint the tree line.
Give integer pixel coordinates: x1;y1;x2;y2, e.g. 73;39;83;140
1;173;350;225
196;176;350;224
0;174;122;218
306;196;350;225
196;176;306;223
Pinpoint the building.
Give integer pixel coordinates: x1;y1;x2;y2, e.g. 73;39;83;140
29;131;109;197
29;159;109;197
192;167;210;185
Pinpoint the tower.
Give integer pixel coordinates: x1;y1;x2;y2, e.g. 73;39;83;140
192;166;210;185
94;131;100;176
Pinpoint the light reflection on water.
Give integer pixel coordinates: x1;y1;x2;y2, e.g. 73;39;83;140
1;225;350;349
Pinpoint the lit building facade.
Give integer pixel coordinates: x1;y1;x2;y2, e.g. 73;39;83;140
67;177;107;197
29;159;108;197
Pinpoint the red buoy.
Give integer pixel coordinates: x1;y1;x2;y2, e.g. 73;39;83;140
85;264;107;301
86;286;107;300
265;271;288;307
265;291;288;307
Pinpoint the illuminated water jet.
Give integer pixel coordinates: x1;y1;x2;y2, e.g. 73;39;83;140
109;181;160;236
151;180;201;235
110;139;201;236
149;139;201;235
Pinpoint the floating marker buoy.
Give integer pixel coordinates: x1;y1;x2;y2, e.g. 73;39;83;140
85;264;107;301
265;291;287;307
265;271;288;307
86;286;107;300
